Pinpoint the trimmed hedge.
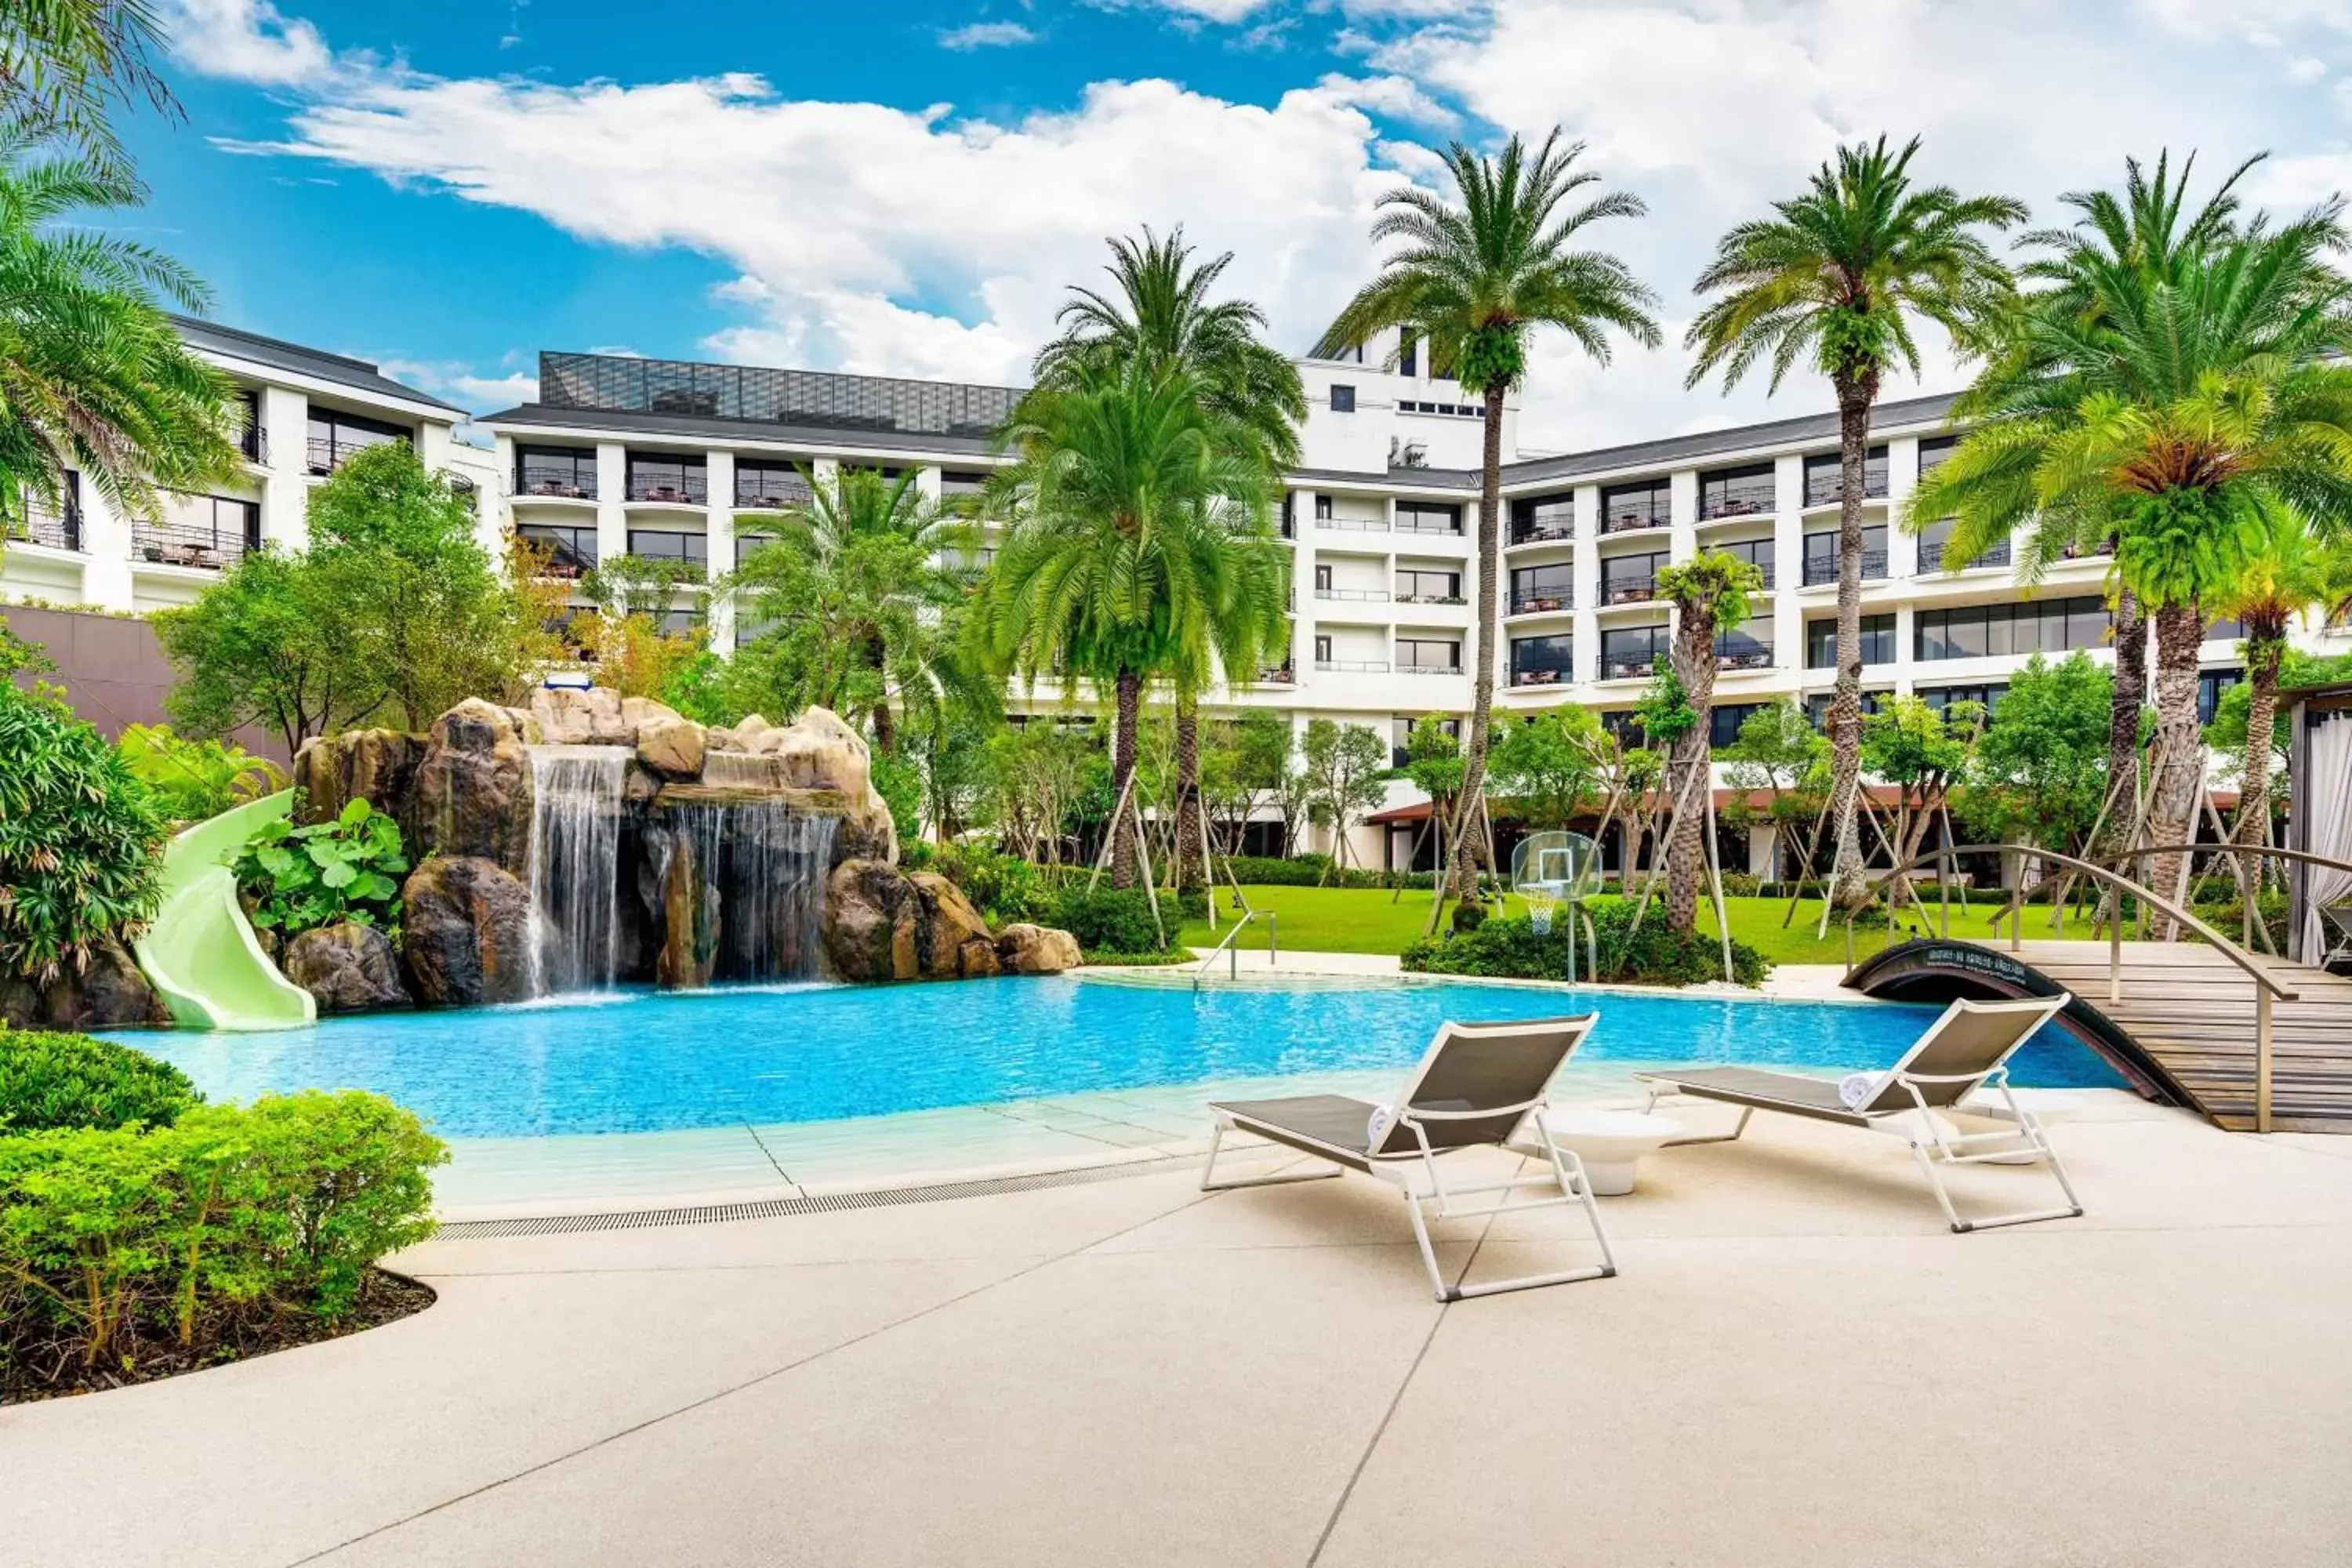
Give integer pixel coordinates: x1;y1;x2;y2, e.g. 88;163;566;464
0;1029;201;1134
1403;900;1768;989
1221;855;1436;891
1045;887;1178;960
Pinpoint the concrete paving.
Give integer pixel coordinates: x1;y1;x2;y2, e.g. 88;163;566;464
5;1096;2347;1567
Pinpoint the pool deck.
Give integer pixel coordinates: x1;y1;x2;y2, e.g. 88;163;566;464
8;1096;2347;1566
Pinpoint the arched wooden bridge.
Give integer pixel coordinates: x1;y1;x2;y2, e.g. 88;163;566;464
1839;844;2352;1134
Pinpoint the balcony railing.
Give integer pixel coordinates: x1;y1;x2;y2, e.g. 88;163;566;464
1509;594;1570;615
1314;658;1390;673
13;499;82;552
1802;550;1888;586
517;463;597;500
1396;662;1462;676
1511;668;1567;688
1254;664;1296;684
1919;540;2012;572
240;423;268;465
1603;655;1658;680
1699;492;1773;521
517;523;597;579
1395;514;1461;535
1803;477;1890;507
625;530;708;579
735;474;813;510
1314;586;1389;601
131;517;254;571
626;470;709;504
1317;514;1389;532
1512;520;1574;545
307;433;404;476
1397;590;1466;605
1717;645;1776;672
1603;575;1659;604
1601;508;1666;535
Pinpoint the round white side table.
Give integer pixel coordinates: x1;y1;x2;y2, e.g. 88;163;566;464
1525;1109;1682;1196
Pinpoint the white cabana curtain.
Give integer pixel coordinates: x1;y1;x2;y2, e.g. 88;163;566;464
2303;714;2352;961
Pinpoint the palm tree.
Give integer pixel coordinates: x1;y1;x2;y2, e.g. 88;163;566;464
1033;228;1304;889
1655;550;1762;931
973;361;1287;888
0;130;239;545
725;465;986;754
0;0;177;176
1317;131;1659;903
2211;505;2351;848
1686;136;2024;910
1913;172;2352;923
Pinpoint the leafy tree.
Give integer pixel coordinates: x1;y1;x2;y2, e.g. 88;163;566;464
1656;550;1762;930
1487;706;1609;831
1689;135;2024;907
1201;708;1292;855
1914;154;2352;917
985;720;1100;868
2208;506;2351;843
154;546;369;753
1319;131;1659;899
0;677;165;985
1298;718;1387;879
2208;647;2352;789
972;360;1283;888
1959;653;2114;855
1718;699;1828;879
1860;695;1979;906
114;723;285;822
0;129;241;549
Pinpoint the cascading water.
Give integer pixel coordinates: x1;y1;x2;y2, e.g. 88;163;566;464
644;797;838;986
526;744;631;994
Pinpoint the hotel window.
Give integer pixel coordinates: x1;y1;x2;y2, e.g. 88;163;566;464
1918;683;2008;721
1512;492;1576;543
1508;563;1573;613
1396;500;1461;535
1716;536;1775;587
1802;524;1888;585
1599;710;1646;748
2198;667;2244;726
1329;384;1356;412
1399;333;1418;378
515;445;597;499
1802;445;1889;506
1315;494;1334;521
626;452;709;503
1715;618;1775;670
735;459;811;509
1313;564;1333;593
1806;690;1889;730
1600;477;1671;533
1599;622;1670;680
1918;434;1960;477
1396;637;1461;673
1314;633;1333;663
1914;596;2107;661
1709;701;1767;750
1509;633;1573;687
1806;612;1896;669
1396;567;1461;602
1699;463;1774;520
305;409;408;475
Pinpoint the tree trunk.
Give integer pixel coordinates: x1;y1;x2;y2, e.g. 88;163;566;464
2233;618;2285;849
1174;693;1204;893
869;697;897;756
1445;380;1508;902
2145;601;2204;935
1824;379;1878;909
2097;586;2147;859
1110;668;1142;890
1664;601;1720;932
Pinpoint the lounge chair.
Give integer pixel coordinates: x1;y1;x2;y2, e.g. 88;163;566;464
1200;1015;1617;1301
2318;904;2352;973
1634;993;2083;1233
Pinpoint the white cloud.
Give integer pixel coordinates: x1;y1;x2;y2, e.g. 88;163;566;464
1313;71;1458;131
163;0;331;86
938;20;1038;50
378;358;540;411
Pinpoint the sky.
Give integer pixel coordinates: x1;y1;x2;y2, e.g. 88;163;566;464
117;0;2352;452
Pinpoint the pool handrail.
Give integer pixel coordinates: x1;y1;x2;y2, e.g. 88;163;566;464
1196;909;1276;987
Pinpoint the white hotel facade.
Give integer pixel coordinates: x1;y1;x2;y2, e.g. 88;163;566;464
10;318;2347;870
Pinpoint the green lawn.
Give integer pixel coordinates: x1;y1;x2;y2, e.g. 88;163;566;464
1176;884;2027;968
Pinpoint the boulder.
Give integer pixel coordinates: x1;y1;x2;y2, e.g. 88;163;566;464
636;715;707;781
400;855;535;1006
413;699;534;873
282;923;408;1014
530;686;630;746
821;860;1001;982
0;934;165;1030
292;729;426;845
764;707;896;865
619;695;685;735
994;923;1083;975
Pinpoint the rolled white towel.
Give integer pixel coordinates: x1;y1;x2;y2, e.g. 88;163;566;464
1838;1072;1881;1110
1366;1103;1396;1149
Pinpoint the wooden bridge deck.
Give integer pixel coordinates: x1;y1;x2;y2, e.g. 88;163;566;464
1944;940;2352;1134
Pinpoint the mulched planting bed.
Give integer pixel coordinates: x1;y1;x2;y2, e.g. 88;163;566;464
1;1269;434;1405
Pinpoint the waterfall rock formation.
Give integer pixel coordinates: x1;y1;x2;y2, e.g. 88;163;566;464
528;746;631;993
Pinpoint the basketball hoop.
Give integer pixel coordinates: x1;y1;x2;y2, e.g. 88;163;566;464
1510;831;1603;982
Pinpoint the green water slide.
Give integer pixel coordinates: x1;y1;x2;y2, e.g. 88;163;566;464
133;791;317;1031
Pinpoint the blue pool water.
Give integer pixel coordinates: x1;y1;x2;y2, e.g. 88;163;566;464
129;976;2129;1140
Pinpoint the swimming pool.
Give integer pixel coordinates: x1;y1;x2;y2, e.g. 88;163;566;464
129;975;2129;1141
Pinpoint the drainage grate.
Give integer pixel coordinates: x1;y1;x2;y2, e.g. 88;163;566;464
435;1152;1200;1240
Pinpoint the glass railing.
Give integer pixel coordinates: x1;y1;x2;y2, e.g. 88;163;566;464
1698;489;1773;521
1314;586;1390;601
517;463;597;500
626;470;709;504
1802;550;1888;586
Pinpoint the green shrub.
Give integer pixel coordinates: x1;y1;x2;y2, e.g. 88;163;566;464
1450;899;1488;934
234;796;408;942
0;681;169;985
1218;855;1436;891
0;1088;445;1388
0;1029;201;1133
1403;901;1768;989
1047;887;1175;957
114;724;287;822
934;841;1054;924
869;750;923;848
1719;872;1761;898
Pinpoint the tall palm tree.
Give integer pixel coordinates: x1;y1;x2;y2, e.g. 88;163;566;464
1687;135;2024;910
0;0;177;176
1656;550;1762;932
725;464;986;754
1913;177;2352;922
1317;131;1659;902
1033;228;1304;888
2211;505;2351;848
0;129;239;544
973;361;1287;888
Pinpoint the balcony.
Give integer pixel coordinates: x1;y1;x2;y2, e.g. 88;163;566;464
1254;664;1296;684
626;470;709;505
735;474;813;510
1802;477;1890;508
1717;644;1777;672
1698;493;1773;521
239;423;268;466
1511;520;1574;546
1314;586;1390;602
1600;508;1666;535
13;499;82;552
1508;594;1570;616
131;517;254;572
1316;514;1389;533
1397;590;1466;606
626;530;708;579
1394;514;1461;536
1918;539;2011;573
1511;668;1567;688
1802;550;1888;587
1602;575;1659;604
516;463;597;501
1314;658;1390;673
1395;663;1462;677
1603;655;1657;681
307;433;403;477
517;523;597;579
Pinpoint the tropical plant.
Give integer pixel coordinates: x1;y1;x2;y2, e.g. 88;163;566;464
0;128;241;548
1487;706;1610;832
973;360;1286;887
1318;131;1659;902
2207;506;2351;844
1717;698;1828;877
1655;550;1762;930
0;678;165;985
724;464;988;755
1958;654;2114;856
1859;695;1980;909
1033;228;1303;888
0;1026;198;1133
154;546;370;753
232;797;408;943
0;0;176;172
1911;154;2352;919
114;723;285;822
1402;902;1767;988
1687;135;2024;909
1201;707;1293;857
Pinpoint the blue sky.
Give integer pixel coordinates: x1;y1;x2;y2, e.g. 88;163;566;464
122;1;2352;446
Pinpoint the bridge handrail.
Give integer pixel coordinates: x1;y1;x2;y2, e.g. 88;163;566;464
1849;842;2296;1004
2092;841;2352;958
